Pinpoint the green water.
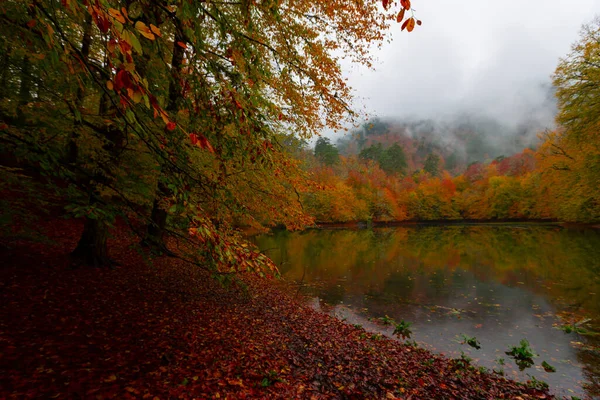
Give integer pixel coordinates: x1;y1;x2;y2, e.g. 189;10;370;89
254;224;600;398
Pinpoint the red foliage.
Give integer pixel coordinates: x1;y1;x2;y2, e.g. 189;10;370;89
1;219;553;399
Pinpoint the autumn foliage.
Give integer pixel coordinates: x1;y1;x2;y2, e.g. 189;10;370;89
302;18;600;224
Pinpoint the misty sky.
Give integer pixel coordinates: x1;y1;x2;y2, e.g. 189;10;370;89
342;0;600;128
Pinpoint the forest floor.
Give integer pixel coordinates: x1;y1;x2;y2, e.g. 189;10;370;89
1;218;556;399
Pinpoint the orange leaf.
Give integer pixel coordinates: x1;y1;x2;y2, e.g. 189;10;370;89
121;7;130;22
135;21;155;40
150;24;161;37
401;0;411;9
396;8;405;23
406;17;416;32
107;80;114;90
27;19;37;28
108;8;125;24
166;121;176;131
177;41;187;49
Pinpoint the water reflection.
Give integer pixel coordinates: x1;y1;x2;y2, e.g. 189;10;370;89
254;225;600;398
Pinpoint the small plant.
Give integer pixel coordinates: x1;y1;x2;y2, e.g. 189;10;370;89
454;351;472;369
456;334;481;350
493;357;505;376
541;361;556;373
478;366;488;374
353;323;362;329
557;318;598;336
379;315;395;325
260;378;271;387
506;339;537;371
393;320;412;339
423;358;435;368
359;333;367;340
371;333;383;341
260;370;281;388
526;375;549;391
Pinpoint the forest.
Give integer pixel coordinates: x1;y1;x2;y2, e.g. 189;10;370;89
1;0;599;398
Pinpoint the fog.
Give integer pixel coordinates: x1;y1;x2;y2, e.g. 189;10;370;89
335;0;600;144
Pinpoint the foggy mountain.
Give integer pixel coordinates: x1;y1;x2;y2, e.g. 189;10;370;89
336;82;556;172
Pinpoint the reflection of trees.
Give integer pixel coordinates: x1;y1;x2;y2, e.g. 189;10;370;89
256;226;600;315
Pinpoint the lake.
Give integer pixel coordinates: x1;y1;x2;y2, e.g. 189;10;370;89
253;224;600;399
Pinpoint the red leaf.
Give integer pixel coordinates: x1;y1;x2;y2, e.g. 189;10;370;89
417;19;422;26
114;69;133;91
401;0;411;9
27;19;37;28
189;133;199;145
401;19;410;31
198;135;214;153
166;122;177;131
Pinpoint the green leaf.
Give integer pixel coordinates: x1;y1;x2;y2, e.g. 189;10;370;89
123;30;143;54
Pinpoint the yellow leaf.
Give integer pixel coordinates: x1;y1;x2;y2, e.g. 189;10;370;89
107;80;114;90
132;90;143;104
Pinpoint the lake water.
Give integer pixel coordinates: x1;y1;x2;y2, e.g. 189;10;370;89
254;224;600;399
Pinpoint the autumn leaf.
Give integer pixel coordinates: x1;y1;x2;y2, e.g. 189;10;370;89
135;21;155;40
396;9;405;23
150;24;161;37
401;0;411;9
401;19;410;31
108;8;126;24
166;121;177;131
406;18;416;32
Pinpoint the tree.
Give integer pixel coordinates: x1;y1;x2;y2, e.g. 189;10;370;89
359;143;384;163
380;143;408;175
314;137;340;166
537;17;600;222
423;153;441;177
0;0;421;271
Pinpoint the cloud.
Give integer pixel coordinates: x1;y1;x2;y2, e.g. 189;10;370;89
342;0;600;127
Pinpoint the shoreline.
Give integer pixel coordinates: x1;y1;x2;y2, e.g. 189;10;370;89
310;219;600;230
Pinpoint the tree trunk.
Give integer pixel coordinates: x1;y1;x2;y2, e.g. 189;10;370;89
144;182;169;247
72;214;110;268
